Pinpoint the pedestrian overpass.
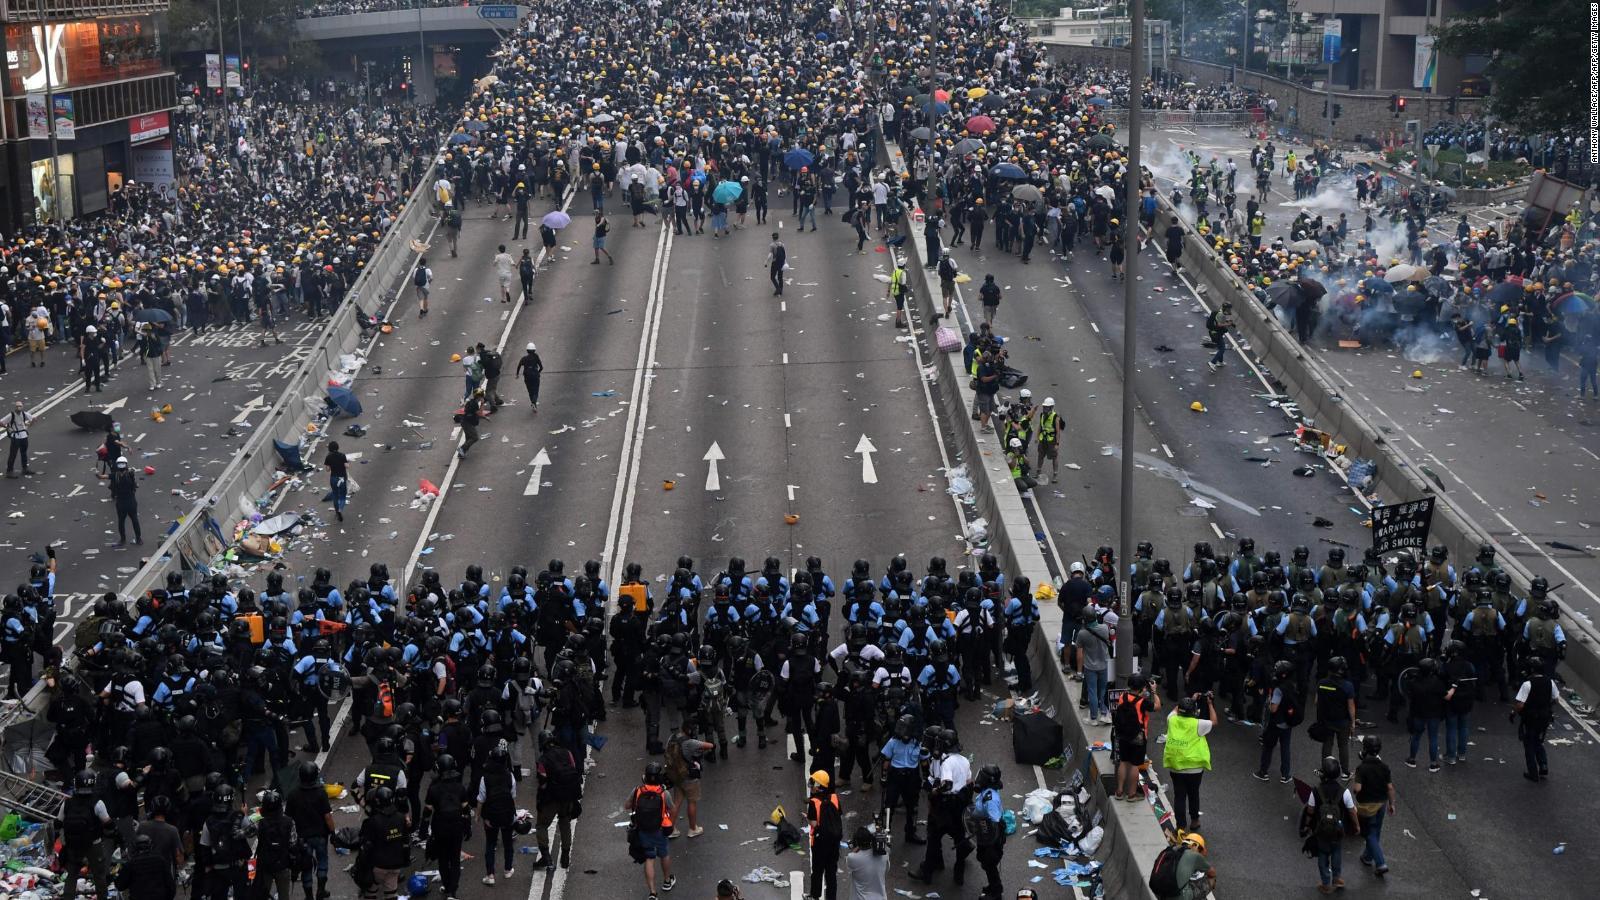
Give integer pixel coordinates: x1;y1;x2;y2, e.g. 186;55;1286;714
294;4;531;104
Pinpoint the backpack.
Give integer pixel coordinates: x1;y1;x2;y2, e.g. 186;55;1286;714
448;209;463;230
1112;698;1146;746
1280;690;1304;727
630;180;646;202
413;266;428;288
1313;784;1344;843
62;795;102;848
542;749;583;802
1148;844;1183;896
371;680;395;721
631;786;667;832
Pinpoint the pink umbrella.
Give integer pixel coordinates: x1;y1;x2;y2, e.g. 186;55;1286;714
966;115;997;134
934;88;951;102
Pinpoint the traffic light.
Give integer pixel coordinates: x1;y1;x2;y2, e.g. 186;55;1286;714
1322;99;1329;117
1395;96;1407;117
1333;103;1343;120
1447;95;1458;114
1388;94;1398;113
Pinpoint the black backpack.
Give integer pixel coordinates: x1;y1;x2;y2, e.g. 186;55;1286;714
1280;690;1305;727
1112;698;1146;745
413;266;428;287
631;786;665;832
1148;844;1183;896
61;795;101;848
1313;784;1345;843
542;749;583;802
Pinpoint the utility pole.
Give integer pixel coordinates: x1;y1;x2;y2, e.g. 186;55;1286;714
1116;0;1145;686
235;0;245;97
1325;1;1337;146
214;0;229;142
1239;0;1250;81
417;0;428;105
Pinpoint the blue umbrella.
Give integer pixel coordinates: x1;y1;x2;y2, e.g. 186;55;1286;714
783;148;815;170
1086;96;1111;107
816;31;829;41
990;163;1027;180
327;386;362;418
712;180;743;204
1360;277;1395;295
463;119;489;132
447;132;474;145
542;210;571;229
1554;291;1596;315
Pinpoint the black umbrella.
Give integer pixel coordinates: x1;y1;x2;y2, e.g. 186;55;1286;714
978;93;1004;111
1267;280;1310;310
1296;277;1327;300
907;126;933;141
1085;133;1116;151
69;410;114;431
134;308;174;325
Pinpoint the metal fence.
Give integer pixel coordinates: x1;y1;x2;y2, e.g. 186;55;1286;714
1101;109;1253;129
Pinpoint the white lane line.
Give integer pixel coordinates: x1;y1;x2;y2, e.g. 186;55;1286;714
133;433;146;444
1161;443;1174;459
1089;321;1100;333
784;413;793;428
1583;447;1600;462
602;224;674;589
787;484;798;501
1211;522;1226;540
781;301;787;313
66;484;84;498
182;392;195;402
782;352;789;365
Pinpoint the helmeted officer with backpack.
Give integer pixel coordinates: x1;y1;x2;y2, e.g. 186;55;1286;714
535;728;584;870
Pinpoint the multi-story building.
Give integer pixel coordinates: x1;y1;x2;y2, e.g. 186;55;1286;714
1293;0;1492;94
0;0;177;229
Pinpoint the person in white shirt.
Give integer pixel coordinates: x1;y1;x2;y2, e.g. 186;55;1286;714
493;244;516;303
872;178;890;230
907;728;971;883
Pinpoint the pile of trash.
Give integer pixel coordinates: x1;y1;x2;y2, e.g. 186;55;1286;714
1021;774;1106;896
0;812;63;897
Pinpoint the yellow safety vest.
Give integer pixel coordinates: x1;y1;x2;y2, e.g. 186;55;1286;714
1162;713;1211;772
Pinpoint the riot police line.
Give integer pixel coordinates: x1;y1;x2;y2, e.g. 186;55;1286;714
38;552;1044;900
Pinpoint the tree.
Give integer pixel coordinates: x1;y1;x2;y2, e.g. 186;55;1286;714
1432;0;1585;133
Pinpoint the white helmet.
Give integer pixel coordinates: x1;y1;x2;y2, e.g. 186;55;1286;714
1008;438;1022;449
1043;397;1056;407
1018;388;1032;399
1069;561;1086;573
115;456;129;468
526;342;536;351
84;325;97;334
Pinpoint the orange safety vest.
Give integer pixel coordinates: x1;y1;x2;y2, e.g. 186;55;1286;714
807;793;840;847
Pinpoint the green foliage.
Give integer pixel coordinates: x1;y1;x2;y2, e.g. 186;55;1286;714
1432;0;1585;133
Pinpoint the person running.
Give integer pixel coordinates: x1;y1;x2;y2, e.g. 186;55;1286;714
494;245;516;302
515;343;543;412
592;211;613;265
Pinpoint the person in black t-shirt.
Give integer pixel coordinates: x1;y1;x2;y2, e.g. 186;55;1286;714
325;441;349;522
288;762;336;900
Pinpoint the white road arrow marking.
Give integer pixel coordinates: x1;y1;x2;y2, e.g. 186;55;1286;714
231;395;268;424
523;448;552;496
854;434;879;484
703;441;725;491
787;484;799;501
101;396;128;412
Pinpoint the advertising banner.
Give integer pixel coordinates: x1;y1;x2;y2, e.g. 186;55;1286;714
1322;19;1342;65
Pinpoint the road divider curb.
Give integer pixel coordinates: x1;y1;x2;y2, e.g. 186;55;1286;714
885;136;1173;900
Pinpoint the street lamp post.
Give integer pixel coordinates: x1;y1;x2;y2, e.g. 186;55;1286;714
214;0;229;141
35;0;63;223
1116;0;1146;685
1325;1;1337;146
